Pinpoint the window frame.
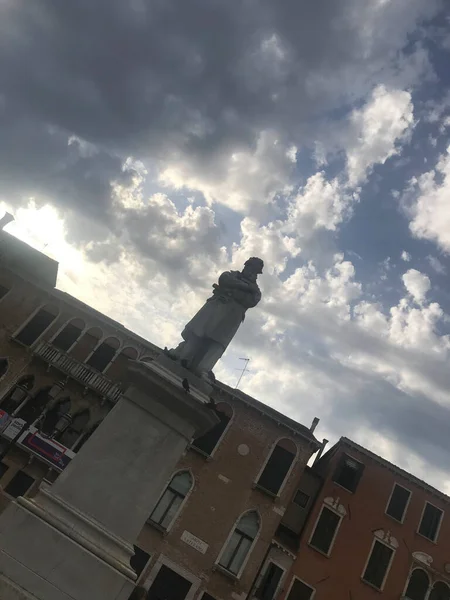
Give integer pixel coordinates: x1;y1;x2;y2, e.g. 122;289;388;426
190;402;233;458
402;567;430;600
50;318;86;353
255;559;286;600
254;436;298;498
84;336;121;373
143;554;201;600
285;576;316;600
308;503;344;557
361;537;395;592
385;482;412;524
332;452;365;494
417;501;444;543
216;510;261;579
12;304;60;348
148;470;194;533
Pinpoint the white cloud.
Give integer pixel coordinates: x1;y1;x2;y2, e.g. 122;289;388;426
401;250;411;262
159;130;295;215
346;85;414;186
402;269;431;303
407;147;450;252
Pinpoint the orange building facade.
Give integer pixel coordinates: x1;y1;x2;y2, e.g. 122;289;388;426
276;438;450;600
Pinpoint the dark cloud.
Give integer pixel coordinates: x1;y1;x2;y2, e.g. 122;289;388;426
0;0;442;223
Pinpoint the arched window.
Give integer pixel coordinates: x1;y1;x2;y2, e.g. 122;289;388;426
149;471;193;531
105;346;138;380
52;318;85;352
191;402;232;456
430;582;450;600
405;569;430;600
58;410;90;449
15;305;59;346
40;397;71;437
85;337;120;372
0;375;35;415
256;438;297;495
0;358;8;379
17;386;53;423
218;511;260;576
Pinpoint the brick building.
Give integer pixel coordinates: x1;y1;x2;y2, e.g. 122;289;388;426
276;437;450;600
0;227;321;599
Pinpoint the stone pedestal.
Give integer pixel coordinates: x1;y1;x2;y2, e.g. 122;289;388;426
0;359;219;600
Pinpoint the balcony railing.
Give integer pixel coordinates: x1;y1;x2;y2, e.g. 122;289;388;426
34;341;123;403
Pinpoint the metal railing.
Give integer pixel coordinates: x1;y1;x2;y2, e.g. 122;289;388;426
34;341;123;403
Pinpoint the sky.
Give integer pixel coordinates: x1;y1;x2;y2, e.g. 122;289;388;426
1;0;450;491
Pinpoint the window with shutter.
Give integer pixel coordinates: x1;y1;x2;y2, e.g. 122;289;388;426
255;562;284;600
386;483;411;522
362;540;394;590
286;579;314;600
309;506;342;555
333;453;365;493
418;502;443;542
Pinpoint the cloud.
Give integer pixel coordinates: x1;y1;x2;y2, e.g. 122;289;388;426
427;255;446;274
401;250;411;261
406;147;450;252
402;269;431;303
346;85;415;186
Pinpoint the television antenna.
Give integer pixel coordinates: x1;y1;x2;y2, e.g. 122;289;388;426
235;357;251;389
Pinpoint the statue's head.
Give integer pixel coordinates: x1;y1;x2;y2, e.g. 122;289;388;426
243;257;264;275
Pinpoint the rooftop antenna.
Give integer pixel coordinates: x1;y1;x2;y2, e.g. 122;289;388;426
235;357;250;389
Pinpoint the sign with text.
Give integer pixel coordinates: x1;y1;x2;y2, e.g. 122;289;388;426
181;530;209;554
2;418;26;440
18;427;75;471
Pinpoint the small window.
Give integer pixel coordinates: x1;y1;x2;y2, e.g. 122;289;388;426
0;463;9;480
429;582;450;600
130;545;150;578
4;471;35;498
15;306;58;346
201;594;217;600
149;471;193;530
405;568;430;600
293;490;310;509
256;562;284;600
85;337;120;372
0;374;35;415
0;284;10;300
362;540;394;590
418;502;443;542
286;579;314;600
219;511;260;576
191;402;232;456
333;453;364;493
386;484;411;522
52;319;84;352
309;506;342;555
257;438;297;495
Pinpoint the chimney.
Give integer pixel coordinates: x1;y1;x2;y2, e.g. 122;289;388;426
0;212;14;230
313;438;329;465
310;416;319;433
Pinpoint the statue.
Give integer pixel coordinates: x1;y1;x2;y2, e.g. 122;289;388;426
166;257;264;379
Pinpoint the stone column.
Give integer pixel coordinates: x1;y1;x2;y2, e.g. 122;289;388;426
0;359;219;600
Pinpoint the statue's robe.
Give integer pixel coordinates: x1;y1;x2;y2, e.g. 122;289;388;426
181;270;261;349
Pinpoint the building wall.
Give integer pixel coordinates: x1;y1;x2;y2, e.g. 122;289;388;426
136;391;317;599
282;443;450;599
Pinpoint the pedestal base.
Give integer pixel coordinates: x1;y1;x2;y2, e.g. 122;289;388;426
0;360;219;600
0;499;134;600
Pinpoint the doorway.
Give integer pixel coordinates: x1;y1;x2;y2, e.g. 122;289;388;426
147;564;192;600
